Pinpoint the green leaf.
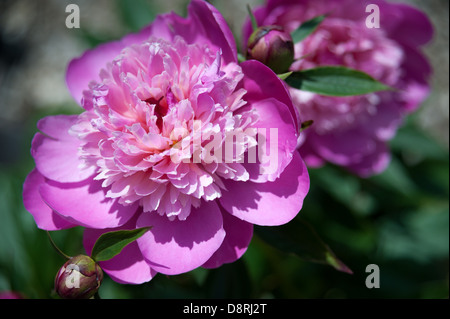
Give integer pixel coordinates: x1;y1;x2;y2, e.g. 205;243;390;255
300;119;314;132
390;125;449;161
255;217;352;273
369;155;418;197
247;4;258;32
285;66;392;96
291;15;326;43
277;71;293;80
91;227;151;262
237;53;247;63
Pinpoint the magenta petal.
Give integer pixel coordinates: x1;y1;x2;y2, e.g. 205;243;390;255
362;99;402;141
39;177;138;229
298;133;325;168
379;2;433;47
66;0;237;105
220;152;309;226
347;141;391;177
244;98;298;183
151;0;237;65
240;60;300;132
187;0;237;64
31;115;95;183
66;41;125;106
36;115;77;141
32;133;95;184
202;209;253;269
83;216;157;284
22;169;76;231
66;27;152;106
136;201;225;275
310;130;377;166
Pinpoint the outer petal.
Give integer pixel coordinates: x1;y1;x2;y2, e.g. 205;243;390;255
375;1;434;47
37;115;77;141
148;0;237;65
244;98;298;183
136;200;225;275
347;141;391;177
22;169;76;231
310;130;378;166
202;209;253;269
31;115;96;183
83;215;156;284
66;0;237;105
398;45;432;112
66;28;152;105
240;60;300;132
220;152;309;226
183;0;238;64
362;98;403;141
39;177;138;229
297;135;326;168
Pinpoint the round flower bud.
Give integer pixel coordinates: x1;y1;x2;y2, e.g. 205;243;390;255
246;25;294;74
54;255;103;299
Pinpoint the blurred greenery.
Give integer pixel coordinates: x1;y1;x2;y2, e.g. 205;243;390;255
0;0;448;300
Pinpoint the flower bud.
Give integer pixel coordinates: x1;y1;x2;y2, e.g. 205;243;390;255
54;255;103;299
246;25;295;74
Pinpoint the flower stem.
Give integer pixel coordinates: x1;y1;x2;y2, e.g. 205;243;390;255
247;4;258;32
46;231;71;260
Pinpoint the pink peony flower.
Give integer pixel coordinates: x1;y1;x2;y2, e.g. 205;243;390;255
243;0;433;176
23;0;309;284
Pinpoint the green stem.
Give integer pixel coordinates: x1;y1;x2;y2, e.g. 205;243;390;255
46;231;71;260
247;4;258;32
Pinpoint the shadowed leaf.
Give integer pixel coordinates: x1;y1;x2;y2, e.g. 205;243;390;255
255;217;352;273
91;227;151;262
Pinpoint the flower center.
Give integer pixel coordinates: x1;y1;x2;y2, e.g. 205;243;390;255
74;37;254;220
144;96;167;132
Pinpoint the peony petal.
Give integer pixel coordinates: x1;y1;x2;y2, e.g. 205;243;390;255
298;135;326;168
220;152;309;226
22;169;76;231
243;98;298;183
39;177;138;229
149;0;237;65
362;98;403;141
187;0;237;64
66;27;152;106
66;41;126;106
310;130;378;166
347;141;391;177
83;215;157;284
31;115;96;183
136;200;225;275
377;2;434;47
66;0;238;105
240;60;300;132
37;115;77;141
202;209;253;269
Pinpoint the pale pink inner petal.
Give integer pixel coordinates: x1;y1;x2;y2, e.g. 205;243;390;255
68;36;268;221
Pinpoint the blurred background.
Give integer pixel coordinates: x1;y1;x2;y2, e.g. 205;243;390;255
0;0;448;299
